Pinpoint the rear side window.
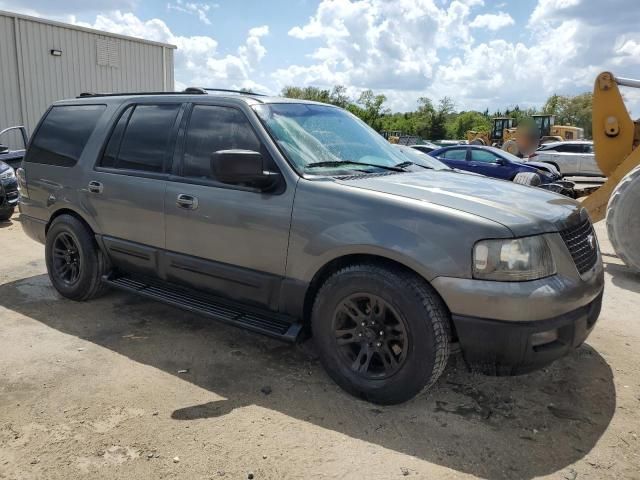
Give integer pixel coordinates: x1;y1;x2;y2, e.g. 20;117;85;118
555;144;583;153
26;105;105;167
470;149;501;163
182;105;261;179
100;104;181;173
441;149;467;161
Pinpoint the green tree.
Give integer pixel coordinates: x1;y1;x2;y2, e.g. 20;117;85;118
430;97;455;140
356;89;389;130
446;111;492;139
543;92;593;137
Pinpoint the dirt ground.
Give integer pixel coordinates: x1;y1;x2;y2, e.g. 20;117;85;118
0;212;638;480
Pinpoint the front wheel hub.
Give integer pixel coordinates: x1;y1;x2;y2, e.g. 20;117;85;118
332;293;408;379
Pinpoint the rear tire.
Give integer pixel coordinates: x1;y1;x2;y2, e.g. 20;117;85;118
606;165;640;273
45;215;110;301
502;139;519;156
513;172;542;186
0;205;14;222
311;264;450;404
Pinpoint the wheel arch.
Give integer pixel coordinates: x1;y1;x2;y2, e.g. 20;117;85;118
299;253;454;337
46;207;96;236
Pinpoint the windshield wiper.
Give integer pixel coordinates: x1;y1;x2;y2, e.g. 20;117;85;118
305;160;406;172
396;160;435;170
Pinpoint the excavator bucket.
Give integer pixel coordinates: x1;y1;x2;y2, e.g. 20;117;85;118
582;72;640;222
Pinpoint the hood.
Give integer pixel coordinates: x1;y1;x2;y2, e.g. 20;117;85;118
335;170;582;236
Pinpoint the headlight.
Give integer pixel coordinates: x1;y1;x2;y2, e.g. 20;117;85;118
0;168;16;180
473;236;556;281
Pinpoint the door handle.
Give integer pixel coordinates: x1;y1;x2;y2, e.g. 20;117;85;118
88;181;103;194
176;194;198;210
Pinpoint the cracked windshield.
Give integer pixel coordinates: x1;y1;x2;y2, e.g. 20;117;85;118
254;103;449;174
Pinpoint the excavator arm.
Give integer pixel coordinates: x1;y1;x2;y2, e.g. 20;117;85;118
583;72;640;222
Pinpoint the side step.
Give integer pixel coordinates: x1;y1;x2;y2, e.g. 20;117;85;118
103;274;303;342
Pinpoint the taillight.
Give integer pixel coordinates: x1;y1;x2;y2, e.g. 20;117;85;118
16;167;28;198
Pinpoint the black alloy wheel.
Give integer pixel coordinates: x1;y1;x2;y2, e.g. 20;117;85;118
51;232;82;285
333;293;409;379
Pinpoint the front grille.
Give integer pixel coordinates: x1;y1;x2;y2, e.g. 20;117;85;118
559;218;598;274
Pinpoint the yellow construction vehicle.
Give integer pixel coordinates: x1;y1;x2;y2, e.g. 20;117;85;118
466;117;518;151
468;115;585;156
583;72;640;272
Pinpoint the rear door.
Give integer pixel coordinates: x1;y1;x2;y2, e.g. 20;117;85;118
82;101;184;275
468;148;512;179
552;144;582;175
578;143;602;176
163;103;295;309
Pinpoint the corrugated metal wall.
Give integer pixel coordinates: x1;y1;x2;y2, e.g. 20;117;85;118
0;11;175;148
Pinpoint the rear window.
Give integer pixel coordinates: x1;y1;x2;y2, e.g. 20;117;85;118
26;105;105;167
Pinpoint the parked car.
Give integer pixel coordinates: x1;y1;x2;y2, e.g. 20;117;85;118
409;141;439;154
392;144;451;170
0;126;28;170
19;92;603;404
429;145;563;186
0;160;18;221
528;141;602;177
395;144;484;176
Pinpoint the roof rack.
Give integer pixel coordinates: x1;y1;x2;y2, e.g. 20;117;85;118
77;91;203;98
77;88;265;98
199;88;266;97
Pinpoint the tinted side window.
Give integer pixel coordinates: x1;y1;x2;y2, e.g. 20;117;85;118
583;144;594;154
555;144;582;153
104;104;181;173
182;105;261;179
100;106;134;169
26;105;106;167
471;149;501;163
441;149;467;161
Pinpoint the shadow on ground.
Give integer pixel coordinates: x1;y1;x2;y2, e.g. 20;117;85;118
603;262;640;294
0;274;616;480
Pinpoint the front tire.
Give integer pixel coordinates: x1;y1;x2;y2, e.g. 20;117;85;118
0;205;14;222
311;264;450;404
45;215;110;301
607;165;640;273
513;171;541;186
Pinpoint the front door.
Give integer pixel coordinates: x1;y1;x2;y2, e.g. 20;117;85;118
164;103;295;310
468;148;512;179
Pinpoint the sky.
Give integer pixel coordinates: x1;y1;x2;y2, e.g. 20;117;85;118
2;0;640;113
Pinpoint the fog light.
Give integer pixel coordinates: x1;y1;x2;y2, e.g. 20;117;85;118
531;329;559;347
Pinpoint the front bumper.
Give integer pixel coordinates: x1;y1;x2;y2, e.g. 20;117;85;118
432;230;604;374
451;292;602;375
1;178;19;208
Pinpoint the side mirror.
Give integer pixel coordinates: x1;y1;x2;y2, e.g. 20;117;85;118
496;158;507;165
210;150;279;190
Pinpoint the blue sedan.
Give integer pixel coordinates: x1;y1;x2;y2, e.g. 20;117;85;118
424;145;561;185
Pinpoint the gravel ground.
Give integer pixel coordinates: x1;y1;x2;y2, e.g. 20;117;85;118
0;212;639;480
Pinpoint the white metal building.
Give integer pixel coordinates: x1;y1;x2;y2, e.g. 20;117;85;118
0;10;176;146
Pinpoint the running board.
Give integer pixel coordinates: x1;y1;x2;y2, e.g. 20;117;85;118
103;274;303;342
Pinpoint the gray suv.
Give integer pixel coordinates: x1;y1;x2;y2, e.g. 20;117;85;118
18;91;604;404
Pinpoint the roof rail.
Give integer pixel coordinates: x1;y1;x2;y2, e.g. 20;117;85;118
198;88;266;97
76;91;206;98
77;88;265;98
